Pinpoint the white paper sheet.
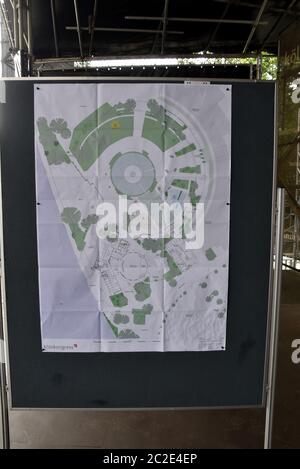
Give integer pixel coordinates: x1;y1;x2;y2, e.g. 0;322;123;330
35;83;231;352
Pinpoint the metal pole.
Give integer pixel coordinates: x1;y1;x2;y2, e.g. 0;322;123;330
256;53;262;79
34;52;259;63
264;188;285;449
0;316;9;449
66;26;183;35
18;0;24;50
50;0;59;57
0;2;15;50
206;2;231;52
293;216;298;269
213;0;300;17
243;0;269;53
73;0;83;58
26;0;32;55
89;0;98;57
12;0;18;49
249;62;254;80
125;16;268;25
0;150;10;449
259;0;298;51
160;0;169;55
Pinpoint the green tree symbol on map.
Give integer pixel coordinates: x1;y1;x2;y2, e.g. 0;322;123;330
50;118;71;139
61;207;81;225
81;214;98;230
61;207;85;251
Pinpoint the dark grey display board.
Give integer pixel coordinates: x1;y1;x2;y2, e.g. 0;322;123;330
0;79;275;409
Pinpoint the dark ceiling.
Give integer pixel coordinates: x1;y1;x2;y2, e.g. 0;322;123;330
4;0;300;59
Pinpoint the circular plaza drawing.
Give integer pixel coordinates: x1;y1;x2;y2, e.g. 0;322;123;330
110;151;156;197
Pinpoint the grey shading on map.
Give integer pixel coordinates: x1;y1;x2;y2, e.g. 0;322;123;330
110;151;156;196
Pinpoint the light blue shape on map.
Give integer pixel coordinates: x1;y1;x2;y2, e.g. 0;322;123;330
110;151;155;196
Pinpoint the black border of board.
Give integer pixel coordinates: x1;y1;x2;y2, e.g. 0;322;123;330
0;80;275;408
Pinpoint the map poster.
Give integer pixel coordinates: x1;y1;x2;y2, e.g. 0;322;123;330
34;83;231;352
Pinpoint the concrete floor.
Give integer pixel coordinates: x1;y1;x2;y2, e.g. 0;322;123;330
7;271;300;449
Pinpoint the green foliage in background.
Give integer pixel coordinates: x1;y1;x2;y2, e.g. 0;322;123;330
178;52;278;81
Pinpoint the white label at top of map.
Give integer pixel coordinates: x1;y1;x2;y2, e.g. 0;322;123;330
34;83;231;353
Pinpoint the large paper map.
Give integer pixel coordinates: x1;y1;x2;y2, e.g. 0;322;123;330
35;83;231;352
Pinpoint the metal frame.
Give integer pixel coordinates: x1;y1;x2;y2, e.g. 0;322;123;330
88;0;98;57
1;0;298;77
12;0;18;50
259;0;299;52
0;0;14;50
0;75;266;82
125;16;269;26
261;81;279;410
0;0;33;76
0;77;280;452
0;149;10;449
65;26;184;35
33;52;261;62
206;1;232;52
264;188;285;449
17;0;24;51
213;0;300;17
260;79;285;449
160;0;169;54
50;0;59;58
31;52;263;75
243;0;269;53
73;0;83;58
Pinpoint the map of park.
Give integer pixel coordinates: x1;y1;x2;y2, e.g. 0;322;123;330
35;83;231;352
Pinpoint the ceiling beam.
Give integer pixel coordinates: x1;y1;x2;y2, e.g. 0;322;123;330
125;16;268;25
33;52;260;69
50;0;59;57
151;6;165;54
27;0;32;55
18;0;24;50
161;0;169;55
73;0;83;57
66;26;184;35
243;0;269;53
0;0;15;49
212;0;300;17
206;1;231;52
12;0;18;49
89;0;98;56
259;0;299;50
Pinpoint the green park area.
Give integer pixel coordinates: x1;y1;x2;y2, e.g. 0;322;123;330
69;100;135;170
134;277;151;301
61;207;98;251
171;179;189;190
179;165;201;174
189;181;201;206
175;143;196;157
164;251;182;287
110;292;128;308
37;117;71;165
142;99;186;151
71;116;134;171
141;238;181;288
132;304;153;325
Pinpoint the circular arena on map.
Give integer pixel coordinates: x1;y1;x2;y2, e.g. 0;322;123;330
110;151;156;197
